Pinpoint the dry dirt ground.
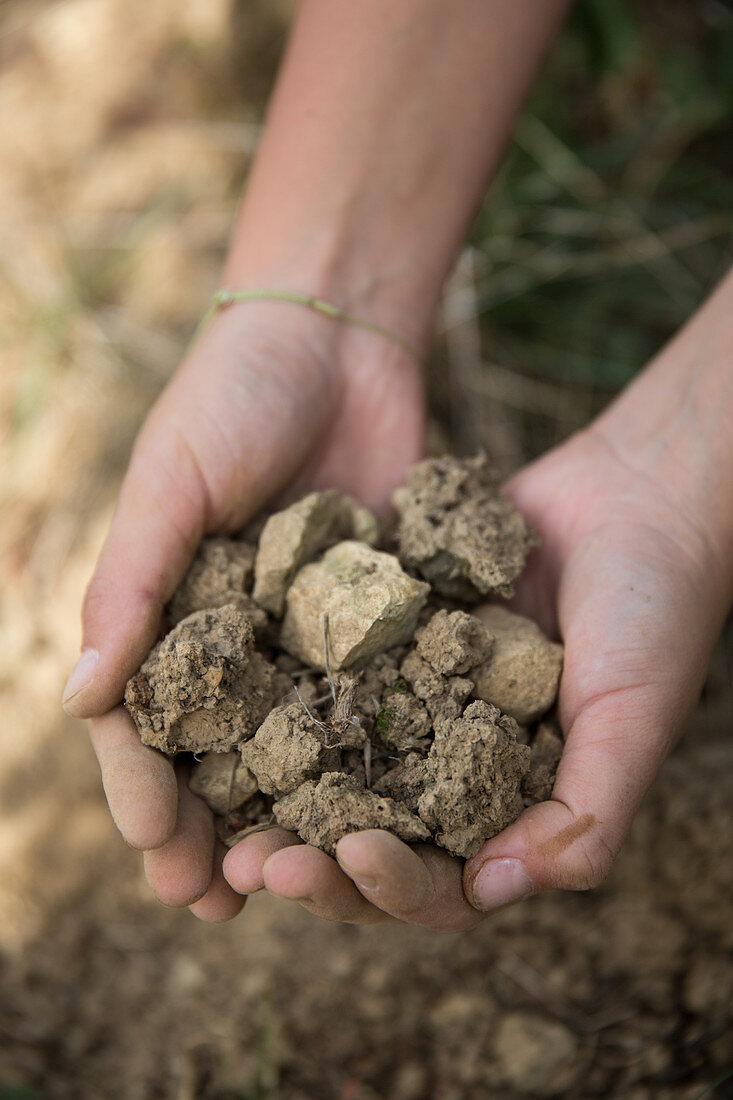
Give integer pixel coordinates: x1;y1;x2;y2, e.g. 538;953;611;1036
0;3;731;1097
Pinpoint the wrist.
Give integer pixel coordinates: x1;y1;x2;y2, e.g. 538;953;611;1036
222;202;441;359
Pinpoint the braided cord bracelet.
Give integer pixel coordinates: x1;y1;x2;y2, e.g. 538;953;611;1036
195;287;423;363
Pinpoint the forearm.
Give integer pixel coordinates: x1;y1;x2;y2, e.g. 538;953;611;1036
224;0;571;348
595;266;733;590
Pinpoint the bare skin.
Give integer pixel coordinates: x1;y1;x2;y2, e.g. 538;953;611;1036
66;0;733;930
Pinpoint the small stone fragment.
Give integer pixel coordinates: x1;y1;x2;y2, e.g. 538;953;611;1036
399;651;473;726
473;604;563;724
281;541;430;671
393;453;538;599
375;691;431;751
522;719;563;804
273;773;430;855
415;609;494;675
188;751;258;816
373;753;428;812
167;538;265;629
417;700;530;858
240;702;340;797
253;490;344;616
493;1013;581;1096
124;605;274;754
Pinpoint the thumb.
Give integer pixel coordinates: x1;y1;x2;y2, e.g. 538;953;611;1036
463;679;695;910
63;328;335;718
62;411;211;718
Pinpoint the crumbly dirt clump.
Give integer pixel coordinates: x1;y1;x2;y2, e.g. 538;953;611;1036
273;773;431;855
124;454;564;859
166;538;266;631
124;604;275;754
418;701;530;858
392;453;539;600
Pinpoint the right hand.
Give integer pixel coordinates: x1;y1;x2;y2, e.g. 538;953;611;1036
63;298;425;920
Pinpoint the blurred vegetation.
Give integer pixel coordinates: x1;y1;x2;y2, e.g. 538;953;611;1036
441;0;733;460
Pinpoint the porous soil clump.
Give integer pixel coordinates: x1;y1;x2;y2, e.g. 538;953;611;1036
124;454;564;860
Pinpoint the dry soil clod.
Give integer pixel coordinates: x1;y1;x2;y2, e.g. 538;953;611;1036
273;772;431;855
417;701;530;858
281;541;430;671
415;608;494;676
188;751;259;816
240;701;341;797
392;453;538;600
472;604;563;724
522;719;563;804
166;538;263;629
124;604;275;754
252;490;344;617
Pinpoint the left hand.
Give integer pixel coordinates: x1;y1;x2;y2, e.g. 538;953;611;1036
222;412;732;930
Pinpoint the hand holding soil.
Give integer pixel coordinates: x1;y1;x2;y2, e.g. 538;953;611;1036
65;268;733;930
60;0;733;927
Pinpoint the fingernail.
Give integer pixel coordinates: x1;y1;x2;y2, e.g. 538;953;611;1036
62;648;99;710
472;858;534;911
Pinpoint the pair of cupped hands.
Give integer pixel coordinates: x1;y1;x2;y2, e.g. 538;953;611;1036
62;298;728;931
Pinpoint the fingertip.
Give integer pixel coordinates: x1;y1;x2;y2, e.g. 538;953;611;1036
114;759;179;851
143;772;215;908
144;851;212;909
90;709;179;850
222;828;301;895
261;843;389;924
262;845;318;901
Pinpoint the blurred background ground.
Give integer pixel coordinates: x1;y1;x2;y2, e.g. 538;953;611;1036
0;1;731;1097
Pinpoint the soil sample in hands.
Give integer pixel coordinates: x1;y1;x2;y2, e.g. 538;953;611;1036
124;454;564;859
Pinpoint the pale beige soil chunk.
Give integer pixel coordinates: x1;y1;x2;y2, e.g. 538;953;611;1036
273;772;431;856
415;608;494;675
124;604;275;754
240;702;340;797
472;604;563;724
253;490;344;616
167;538;264;628
393;453;538;600
281;541;429;671
188;751;258;816
417;701;530;858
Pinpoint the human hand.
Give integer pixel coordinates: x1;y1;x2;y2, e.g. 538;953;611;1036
63;300;425;920
223;321;732;929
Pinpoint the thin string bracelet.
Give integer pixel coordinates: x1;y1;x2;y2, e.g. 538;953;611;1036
194;287;423;364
